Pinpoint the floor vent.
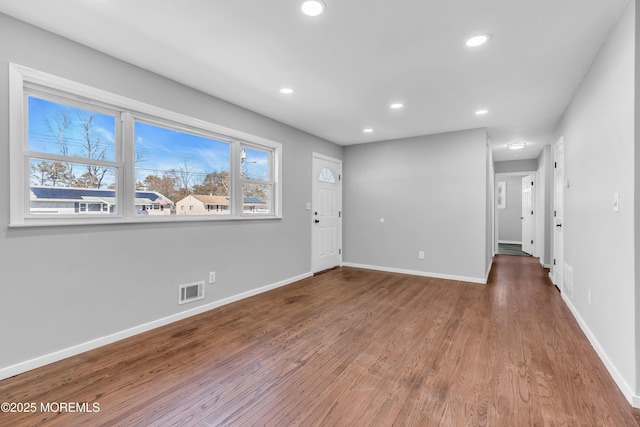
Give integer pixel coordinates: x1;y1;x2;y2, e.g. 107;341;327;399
178;281;205;305
564;262;574;299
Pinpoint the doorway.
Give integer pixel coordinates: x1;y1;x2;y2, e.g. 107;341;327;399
311;153;342;273
495;172;536;257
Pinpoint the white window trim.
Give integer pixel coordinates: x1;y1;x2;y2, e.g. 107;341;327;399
9;63;282;227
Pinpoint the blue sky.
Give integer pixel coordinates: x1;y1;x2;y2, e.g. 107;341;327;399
134;121;230;184
28;96;116;161
28;96;248;187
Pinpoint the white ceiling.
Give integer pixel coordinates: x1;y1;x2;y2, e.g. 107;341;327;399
0;0;629;161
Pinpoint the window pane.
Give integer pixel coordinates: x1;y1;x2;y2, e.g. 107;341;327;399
28;96;116;162
134;121;231;216
30;159;118;215
241;147;270;181
30;158;116;189
318;167;336;183
242;183;270;214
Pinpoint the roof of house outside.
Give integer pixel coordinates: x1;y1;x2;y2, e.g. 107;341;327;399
30;187;173;204
184;194;266;206
187;194;230;206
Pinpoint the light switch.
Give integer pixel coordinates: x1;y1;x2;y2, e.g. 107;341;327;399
613;193;619;212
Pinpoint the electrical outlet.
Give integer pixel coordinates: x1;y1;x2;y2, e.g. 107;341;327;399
418;251;425;260
209;271;216;284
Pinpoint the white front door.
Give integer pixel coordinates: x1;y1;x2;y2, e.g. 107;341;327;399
521;175;534;255
552;138;564;291
312;154;342;273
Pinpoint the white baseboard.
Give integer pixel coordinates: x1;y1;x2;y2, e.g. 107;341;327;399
485;258;494;283
561;293;639;408
498;240;522;244
0;271;312;381
342;262;486;284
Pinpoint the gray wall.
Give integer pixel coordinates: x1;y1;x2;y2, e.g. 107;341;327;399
494;159;537;174
497;175;524;243
554;0;637;401
343;128;490;282
0;14;342;373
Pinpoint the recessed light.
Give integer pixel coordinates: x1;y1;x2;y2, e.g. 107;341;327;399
507;142;527;150
363;128;373;133
390;103;404;109
475;109;488;115
466;34;491;47
300;0;326;16
279;88;294;94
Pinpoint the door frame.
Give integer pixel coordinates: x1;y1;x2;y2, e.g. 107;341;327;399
311;153;343;273
494;171;537;256
521;174;534;255
550;137;565;291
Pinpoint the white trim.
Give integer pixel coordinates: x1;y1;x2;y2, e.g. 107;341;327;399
0;271;312;381
485;258;494;283
498;240;523;245
561;293;639;408
8;212;284;228
342;262;486;284
9;63;26;225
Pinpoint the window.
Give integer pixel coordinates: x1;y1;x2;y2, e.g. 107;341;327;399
27;96;120;217
135;120;231;216
10;64;282;226
318;167;336;183
241;146;273;214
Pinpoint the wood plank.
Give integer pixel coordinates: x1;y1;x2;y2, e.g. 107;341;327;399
0;256;639;426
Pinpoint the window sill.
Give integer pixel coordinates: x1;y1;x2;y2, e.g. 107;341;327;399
9;214;284;228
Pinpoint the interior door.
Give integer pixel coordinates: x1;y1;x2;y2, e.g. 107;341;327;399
312;154;342;273
552;139;564;291
521;175;534;255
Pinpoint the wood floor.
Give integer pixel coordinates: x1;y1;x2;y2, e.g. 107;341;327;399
1;255;639;426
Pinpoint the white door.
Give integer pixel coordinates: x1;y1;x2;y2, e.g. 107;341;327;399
552;138;564;291
521;175;534;255
312;154;342;273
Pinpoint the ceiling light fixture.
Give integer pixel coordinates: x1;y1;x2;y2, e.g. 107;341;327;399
507;142;527;150
475;109;488;115
363;128;373;133
279;88;294;94
390;103;404;109
300;0;326;16
466;34;491;47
